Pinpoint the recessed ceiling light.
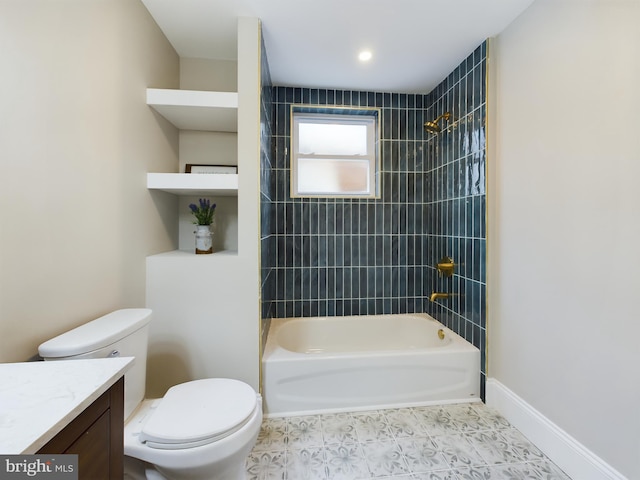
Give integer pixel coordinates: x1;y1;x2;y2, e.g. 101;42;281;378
358;50;372;62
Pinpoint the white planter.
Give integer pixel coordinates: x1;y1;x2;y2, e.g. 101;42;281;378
194;225;213;254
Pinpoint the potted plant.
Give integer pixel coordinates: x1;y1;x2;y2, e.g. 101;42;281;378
189;198;216;254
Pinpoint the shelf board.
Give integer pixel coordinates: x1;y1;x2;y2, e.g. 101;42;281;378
146;88;238;132
147;173;238;196
148;249;238;259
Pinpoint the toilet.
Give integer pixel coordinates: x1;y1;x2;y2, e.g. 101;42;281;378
38;309;261;480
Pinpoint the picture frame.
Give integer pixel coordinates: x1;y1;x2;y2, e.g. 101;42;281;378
185;164;238;174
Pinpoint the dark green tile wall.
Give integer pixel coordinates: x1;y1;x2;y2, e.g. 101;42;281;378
259;33;275;352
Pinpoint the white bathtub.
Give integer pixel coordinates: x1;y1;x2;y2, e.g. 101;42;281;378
262;313;480;416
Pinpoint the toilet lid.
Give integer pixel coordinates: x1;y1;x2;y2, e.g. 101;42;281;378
139;378;257;449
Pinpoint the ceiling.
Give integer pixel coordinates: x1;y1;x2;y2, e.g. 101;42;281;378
141;0;535;94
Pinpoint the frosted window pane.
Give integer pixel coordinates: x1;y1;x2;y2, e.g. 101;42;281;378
298;123;367;155
297;158;369;194
291;108;379;198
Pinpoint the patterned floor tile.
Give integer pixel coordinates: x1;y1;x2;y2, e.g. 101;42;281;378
410;471;459;480
361;439;411;477
288;415;324;448
455;462;559;479
246;450;286;480
431;433;487;469
465;430;521;465
286;446;326;479
324;442;370;479
412;406;458;436
470;405;511;430
467;429;544;465
529;460;572;479
247;404;572;480
444;404;492;433
253;417;288;452
352;410;395;442
397;436;450;473
497;429;546;462
321;412;359;444
384;408;426;438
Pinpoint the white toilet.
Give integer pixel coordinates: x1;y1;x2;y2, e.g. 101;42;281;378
38;308;262;480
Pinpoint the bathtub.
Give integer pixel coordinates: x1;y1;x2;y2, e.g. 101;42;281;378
262;313;480;416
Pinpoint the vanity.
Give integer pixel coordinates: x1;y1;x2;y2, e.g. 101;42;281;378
0;357;133;479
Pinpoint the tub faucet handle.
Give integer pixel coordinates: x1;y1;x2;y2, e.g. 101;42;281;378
437;256;455;277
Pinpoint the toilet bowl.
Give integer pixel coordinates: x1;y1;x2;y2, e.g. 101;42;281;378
125;382;261;479
38;309;261;480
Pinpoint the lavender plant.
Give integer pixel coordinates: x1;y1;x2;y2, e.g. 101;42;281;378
189;198;216;225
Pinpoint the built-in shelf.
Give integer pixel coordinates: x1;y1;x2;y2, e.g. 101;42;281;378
146;88;239;261
146;88;238;132
147;249;237;259
147;173;238;196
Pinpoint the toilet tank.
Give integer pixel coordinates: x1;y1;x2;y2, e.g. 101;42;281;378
38;308;152;420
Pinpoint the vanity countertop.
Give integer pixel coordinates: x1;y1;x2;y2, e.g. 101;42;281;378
0;357;134;454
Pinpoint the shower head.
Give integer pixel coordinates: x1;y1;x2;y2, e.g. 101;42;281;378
424;112;452;133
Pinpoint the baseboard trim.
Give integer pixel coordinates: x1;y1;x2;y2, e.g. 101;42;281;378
486;378;627;480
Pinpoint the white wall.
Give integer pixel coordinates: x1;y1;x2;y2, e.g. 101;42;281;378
488;0;640;477
0;0;179;362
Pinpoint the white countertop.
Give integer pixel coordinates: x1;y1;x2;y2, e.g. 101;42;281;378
0;357;134;454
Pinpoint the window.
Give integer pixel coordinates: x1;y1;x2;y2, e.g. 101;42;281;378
291;106;380;198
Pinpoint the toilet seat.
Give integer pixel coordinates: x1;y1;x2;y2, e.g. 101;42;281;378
139;378;258;450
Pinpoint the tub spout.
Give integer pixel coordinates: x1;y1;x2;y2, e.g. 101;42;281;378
430;292;450;302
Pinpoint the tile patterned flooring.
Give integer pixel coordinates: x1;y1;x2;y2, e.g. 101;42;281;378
246;402;572;480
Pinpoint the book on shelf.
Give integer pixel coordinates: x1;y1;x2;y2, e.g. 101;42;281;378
185;164;238;174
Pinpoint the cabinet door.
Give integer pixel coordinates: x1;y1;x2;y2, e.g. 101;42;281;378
66;411;111;480
38;377;124;480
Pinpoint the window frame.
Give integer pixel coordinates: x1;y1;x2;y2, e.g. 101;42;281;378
290;105;381;199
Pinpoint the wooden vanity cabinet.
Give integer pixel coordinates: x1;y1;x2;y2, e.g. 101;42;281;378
37;377;124;480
